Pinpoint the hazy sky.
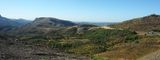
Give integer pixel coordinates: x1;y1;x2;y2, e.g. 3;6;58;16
0;0;160;22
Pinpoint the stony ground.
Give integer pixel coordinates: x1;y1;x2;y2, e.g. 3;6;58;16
0;38;90;60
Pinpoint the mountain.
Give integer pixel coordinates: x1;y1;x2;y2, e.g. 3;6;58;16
0;15;31;27
25;17;77;28
0;15;18;27
0;15;31;32
110;14;160;32
15;17;77;35
14;19;31;26
76;22;117;26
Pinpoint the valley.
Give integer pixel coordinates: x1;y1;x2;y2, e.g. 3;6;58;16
0;14;160;60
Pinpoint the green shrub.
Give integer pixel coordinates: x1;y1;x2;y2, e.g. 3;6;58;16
84;29;138;44
92;55;108;60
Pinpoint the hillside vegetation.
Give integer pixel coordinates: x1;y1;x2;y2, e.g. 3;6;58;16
1;14;160;60
110;14;160;32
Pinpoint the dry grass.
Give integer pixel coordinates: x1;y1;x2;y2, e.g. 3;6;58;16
96;36;160;60
138;50;160;60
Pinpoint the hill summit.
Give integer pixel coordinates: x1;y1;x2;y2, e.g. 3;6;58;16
27;17;77;28
110;14;160;32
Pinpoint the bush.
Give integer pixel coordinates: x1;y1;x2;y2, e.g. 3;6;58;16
92;55;108;60
83;29;138;51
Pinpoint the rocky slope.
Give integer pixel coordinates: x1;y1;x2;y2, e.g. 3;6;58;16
0;35;90;60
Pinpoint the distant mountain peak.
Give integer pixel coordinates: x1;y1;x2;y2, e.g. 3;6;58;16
0;14;4;18
34;17;60;22
142;14;160;21
0;15;31;28
27;17;77;28
148;14;160;17
35;17;58;20
110;14;160;32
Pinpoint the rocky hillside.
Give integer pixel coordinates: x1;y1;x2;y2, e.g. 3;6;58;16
110;14;160;32
0;33;89;60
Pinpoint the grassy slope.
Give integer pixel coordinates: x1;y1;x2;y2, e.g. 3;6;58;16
17;26;160;60
96;36;160;60
138;50;160;60
110;14;160;32
104;14;160;60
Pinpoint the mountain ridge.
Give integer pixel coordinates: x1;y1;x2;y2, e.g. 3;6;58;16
110;14;160;32
0;15;31;27
27;17;77;28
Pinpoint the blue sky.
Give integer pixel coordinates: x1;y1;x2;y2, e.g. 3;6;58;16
0;0;160;22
